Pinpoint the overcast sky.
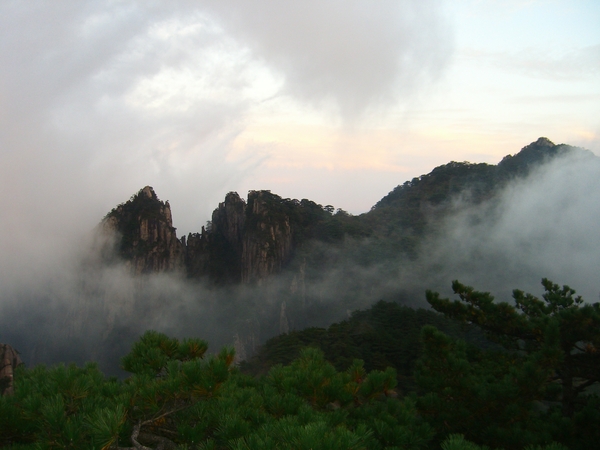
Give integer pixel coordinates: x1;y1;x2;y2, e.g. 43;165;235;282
1;0;598;241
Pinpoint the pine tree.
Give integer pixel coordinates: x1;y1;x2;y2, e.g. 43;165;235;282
426;279;600;417
421;279;600;449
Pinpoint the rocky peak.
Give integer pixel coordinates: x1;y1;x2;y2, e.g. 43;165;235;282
533;137;555;147
100;186;184;274
242;191;294;284
181;190;298;284
184;192;247;283
212;191;246;255
140;185;157;199
497;137;571;177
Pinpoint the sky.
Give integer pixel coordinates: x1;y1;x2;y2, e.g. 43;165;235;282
0;0;599;242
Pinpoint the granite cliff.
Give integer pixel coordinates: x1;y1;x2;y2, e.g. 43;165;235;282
100;186;184;275
100;188;316;284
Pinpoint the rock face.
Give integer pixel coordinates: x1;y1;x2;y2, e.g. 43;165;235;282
184;190;297;284
191;191;247;283
242;191;294;284
100;186;184;275
0;344;23;396
101;188;306;284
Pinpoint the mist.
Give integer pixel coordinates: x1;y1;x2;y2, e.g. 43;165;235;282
403;149;600;302
0;0;452;246
1;148;598;375
1;2;598;375
0;0;456;374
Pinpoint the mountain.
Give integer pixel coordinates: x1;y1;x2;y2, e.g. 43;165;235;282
3;136;596;378
100;185;184;274
84;136;598;368
99;137;592;285
366;137;584;240
239;300;492;383
100;186;366;284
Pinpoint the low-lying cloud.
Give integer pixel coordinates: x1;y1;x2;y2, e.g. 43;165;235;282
404;150;600;302
0;0;455;372
2;149;598;376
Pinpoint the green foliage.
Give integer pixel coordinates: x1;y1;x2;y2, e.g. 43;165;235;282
5;277;596;449
242;300;489;392
0;362;125;448
441;434;489;450
426;279;600;417
86;404;126;449
1;331;432;449
0;331;231;449
121;330;208;376
421;279;600;450
416;326;552;449
227;347;432;450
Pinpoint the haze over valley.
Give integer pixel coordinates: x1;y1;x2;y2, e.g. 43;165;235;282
1;138;598;375
0;0;598;372
3;4;600;449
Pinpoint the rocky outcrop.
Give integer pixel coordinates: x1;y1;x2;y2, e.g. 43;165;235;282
232;317;261;365
100;186;184;275
212;192;246;256
182;191;294;283
183;192;247;282
1;344;23;396
99;187;305;283
182;230;210;279
183;190;298;284
242;191;294;284
207;192;247;282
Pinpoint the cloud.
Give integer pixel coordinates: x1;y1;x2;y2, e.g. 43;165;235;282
1;146;599;375
410;150;600;302
203;0;453;119
0;1;454;372
0;1;452;239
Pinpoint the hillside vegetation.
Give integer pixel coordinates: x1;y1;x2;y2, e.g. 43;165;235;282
2;278;598;449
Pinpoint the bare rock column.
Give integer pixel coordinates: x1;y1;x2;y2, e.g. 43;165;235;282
0;344;23;396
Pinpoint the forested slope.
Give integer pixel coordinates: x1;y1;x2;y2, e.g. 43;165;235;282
2;278;598;449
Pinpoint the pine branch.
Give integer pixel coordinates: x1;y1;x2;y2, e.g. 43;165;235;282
113;403;189;450
113;422;177;450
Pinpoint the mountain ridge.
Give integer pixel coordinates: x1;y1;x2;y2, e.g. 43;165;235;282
98;137;593;284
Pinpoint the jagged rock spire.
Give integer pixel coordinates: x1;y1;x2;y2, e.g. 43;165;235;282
0;344;23;396
99;186;184;274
